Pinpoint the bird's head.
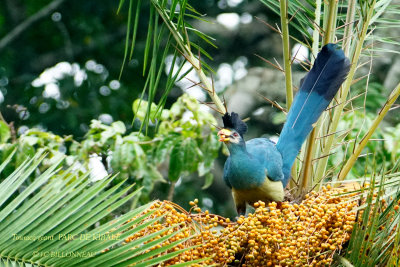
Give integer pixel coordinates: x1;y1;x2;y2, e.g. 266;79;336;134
218;112;248;146
218;128;242;144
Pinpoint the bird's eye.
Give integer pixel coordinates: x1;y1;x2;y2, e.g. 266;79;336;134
233;132;239;137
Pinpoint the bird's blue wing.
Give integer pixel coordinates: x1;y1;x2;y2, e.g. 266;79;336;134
276;43;350;187
223;157;232;188
246;138;284;182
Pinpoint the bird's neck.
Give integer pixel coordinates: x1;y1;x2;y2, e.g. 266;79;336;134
228;142;248;157
229;143;259;169
226;143;266;189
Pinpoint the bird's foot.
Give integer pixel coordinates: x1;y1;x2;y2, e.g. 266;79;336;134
236;206;246;218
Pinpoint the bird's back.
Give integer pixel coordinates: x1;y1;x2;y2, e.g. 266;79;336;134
246;138;284;182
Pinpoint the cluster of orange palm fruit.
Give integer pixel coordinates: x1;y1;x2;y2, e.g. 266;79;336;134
124;185;358;266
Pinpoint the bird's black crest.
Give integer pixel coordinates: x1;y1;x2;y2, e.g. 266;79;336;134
222;112;248;137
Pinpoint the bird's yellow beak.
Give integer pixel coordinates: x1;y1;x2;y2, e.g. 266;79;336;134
218;129;231;143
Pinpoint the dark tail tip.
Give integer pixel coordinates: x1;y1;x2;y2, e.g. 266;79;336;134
302;43;351;100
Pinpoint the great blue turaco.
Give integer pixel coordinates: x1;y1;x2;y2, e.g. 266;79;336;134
218;43;350;215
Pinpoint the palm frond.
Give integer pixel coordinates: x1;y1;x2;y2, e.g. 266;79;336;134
344;172;400;266
119;0;225;132
260;0;315;40
0;152;199;266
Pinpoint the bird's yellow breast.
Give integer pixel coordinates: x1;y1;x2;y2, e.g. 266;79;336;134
232;178;284;206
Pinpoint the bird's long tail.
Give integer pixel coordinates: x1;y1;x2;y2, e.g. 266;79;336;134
276;43;350;187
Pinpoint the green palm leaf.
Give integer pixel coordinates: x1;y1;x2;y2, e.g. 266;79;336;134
342;171;400;266
0;152;201;266
119;0;225;132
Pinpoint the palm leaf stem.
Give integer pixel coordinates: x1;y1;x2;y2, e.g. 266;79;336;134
316;0;356;193
279;0;293;109
298;0;329;193
279;0;297;187
338;82;400;180
314;0;377;183
151;0;226;114
343;0;357;56
298;129;316;196
324;0;339;45
311;0;322;61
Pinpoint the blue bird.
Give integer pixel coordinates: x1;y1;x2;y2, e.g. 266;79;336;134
218;43;350;215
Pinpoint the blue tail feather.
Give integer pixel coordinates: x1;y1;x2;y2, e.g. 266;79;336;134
276;43;350;187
